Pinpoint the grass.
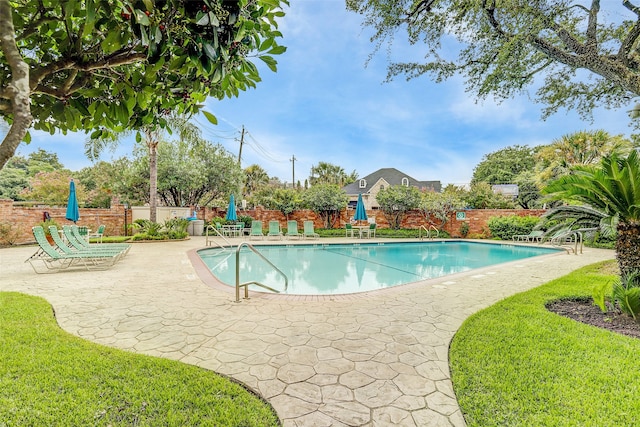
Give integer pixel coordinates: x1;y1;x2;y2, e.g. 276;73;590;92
450;261;640;427
0;292;280;427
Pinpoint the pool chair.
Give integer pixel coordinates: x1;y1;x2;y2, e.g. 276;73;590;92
267;220;283;240
512;230;544;242
345;223;355;238
361;223;377;238
286;220;302;239
49;226;125;261
26;226;120;273
65;225;131;256
303;221;319;239
249;220;264;240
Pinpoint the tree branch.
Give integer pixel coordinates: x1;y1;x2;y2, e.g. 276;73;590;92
585;0;600;51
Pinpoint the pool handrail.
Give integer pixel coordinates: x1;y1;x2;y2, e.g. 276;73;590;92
419;225;439;240
206;224;232;249
235;242;288;302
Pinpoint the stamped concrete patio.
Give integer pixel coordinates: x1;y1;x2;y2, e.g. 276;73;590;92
1;237;614;426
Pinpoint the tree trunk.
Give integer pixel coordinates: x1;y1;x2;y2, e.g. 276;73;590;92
615;221;640;279
0;0;33;170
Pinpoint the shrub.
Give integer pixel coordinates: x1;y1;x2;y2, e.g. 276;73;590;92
487;215;540;240
237;215;253;228
0;221;21;245
612;271;640;321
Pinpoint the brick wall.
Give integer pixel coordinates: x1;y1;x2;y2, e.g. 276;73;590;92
1;198;546;245
0;199;129;245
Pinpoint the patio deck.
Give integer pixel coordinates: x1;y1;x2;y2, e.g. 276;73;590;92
0;237;615;426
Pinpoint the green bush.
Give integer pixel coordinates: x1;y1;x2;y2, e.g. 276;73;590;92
487;215;540;240
237;215;253;228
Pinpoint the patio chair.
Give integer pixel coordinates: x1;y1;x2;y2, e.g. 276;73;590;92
26;226;120;273
267;220;283;240
66;226;131;256
88;224;106;243
250;220;264;240
286;220;302;239
361;223;376;238
77;226;90;241
512;230;543;242
303;221;319;239
345;223;355;238
50;226;127;262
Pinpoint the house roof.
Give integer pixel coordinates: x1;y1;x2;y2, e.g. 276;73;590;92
342;167;442;195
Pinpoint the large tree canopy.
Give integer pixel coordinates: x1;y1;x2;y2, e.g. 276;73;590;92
0;0;287;169
347;0;640;119
471;145;536;185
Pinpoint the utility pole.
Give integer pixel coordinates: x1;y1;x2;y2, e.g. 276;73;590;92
290;155;297;188
237;126;245;166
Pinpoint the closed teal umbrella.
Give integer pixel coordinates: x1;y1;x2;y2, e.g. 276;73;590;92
65;179;80;223
354;193;367;222
226;195;237;221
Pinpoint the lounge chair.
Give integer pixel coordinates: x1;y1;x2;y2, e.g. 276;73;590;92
267;220;283;240
49;226;125;261
26;226;120;273
512;230;544;242
345;223;355;238
303;221;319;239
286;220;301;239
361;223;377;238
65;226;131;256
250;220;264;240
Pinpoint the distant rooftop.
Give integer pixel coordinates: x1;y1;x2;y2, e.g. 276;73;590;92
342;167;441;194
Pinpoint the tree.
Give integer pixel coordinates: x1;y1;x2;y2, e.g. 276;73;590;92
466;182;515;209
535;130;636;185
243;164;270;200
0;150;68;200
254;188;301;219
542;151;640;279
155;139;242;207
513;171;542;209
76;160;132;208
376;185;421;229
86;115;207;221
347;1;640;120
471;145;536;185
302;184;348;228
21;170;86;205
419;189;466;231
0;0;288;170
309;162;357;186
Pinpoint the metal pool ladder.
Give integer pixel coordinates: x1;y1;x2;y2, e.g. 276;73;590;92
419;225;439;240
235;242;288;302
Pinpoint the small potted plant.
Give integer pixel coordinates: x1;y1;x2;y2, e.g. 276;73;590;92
37;218;60;244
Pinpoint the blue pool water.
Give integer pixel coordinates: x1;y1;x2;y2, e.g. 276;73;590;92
197;241;560;295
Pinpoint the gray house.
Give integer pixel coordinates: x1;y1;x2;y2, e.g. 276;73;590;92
342;168;442;209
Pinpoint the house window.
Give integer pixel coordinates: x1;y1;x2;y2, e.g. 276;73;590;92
380;185;384;190
359;179;366;188
401;177;409;186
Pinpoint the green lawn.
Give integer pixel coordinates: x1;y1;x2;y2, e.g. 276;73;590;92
0;292;279;426
450;261;640;426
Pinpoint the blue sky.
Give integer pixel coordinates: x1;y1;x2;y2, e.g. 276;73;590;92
16;1;636;186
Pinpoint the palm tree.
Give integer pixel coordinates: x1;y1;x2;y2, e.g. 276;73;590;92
535;130;635;185
542;150;640;278
86;115;202;222
243;164;269;199
309;162;357;186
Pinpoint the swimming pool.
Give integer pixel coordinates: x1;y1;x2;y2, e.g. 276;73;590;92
197;241;561;295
